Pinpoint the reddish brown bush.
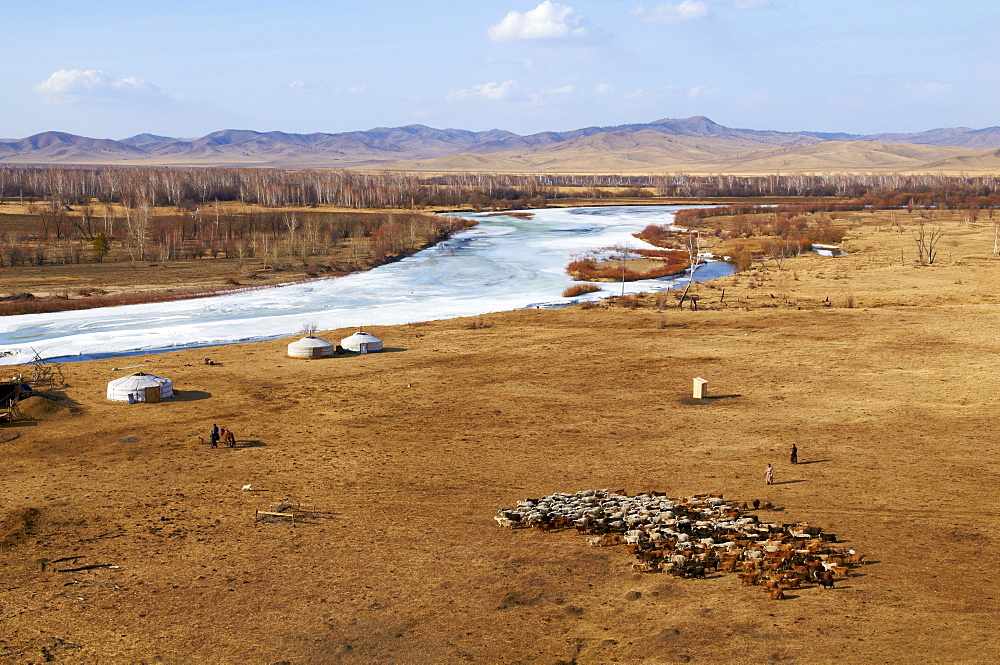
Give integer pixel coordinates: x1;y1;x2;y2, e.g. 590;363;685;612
563;283;602;297
566;255;689;282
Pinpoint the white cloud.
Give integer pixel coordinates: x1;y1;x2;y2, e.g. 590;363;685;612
528;84;576;104
290;80;319;91
594;83;616;95
626;85;682;99
543;84;575;95
631;1;709;25
447;81;518;102
687;83;722;99
489;1;590;42
34;69;170;104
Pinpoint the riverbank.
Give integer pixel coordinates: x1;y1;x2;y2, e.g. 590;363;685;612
0;205;732;364
0;205;472;315
0;195;853;316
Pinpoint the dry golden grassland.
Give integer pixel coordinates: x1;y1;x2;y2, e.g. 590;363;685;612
0;210;998;663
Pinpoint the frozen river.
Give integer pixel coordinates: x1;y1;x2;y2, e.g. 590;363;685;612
0;205;732;365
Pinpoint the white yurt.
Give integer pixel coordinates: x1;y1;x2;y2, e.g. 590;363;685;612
341;331;383;353
287;336;336;359
106;372;174;403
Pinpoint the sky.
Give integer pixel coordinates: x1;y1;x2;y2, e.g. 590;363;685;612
2;1;998;140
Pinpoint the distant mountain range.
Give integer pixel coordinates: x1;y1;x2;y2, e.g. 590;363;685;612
5;116;1000;173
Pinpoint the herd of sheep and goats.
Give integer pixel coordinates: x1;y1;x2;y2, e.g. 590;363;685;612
495;489;867;600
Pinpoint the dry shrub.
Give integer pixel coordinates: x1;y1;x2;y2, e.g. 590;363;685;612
654;292;672;309
633;248;686;259
223;275;241;285
0;507;41;550
488;582;542;609
633;224;684;248
613;295;643;309
297;321;319;336
563;283;601;297
580;301;602;310
465;318;493;330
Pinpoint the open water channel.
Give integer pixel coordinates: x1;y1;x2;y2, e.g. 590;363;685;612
0;205;733;365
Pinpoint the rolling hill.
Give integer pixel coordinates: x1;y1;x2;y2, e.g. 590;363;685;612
5;117;1000;173
377;130;1000;175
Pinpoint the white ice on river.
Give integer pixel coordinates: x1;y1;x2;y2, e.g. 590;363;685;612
0;205;732;365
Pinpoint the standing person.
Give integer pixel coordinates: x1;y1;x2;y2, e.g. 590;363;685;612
210;424;220;448
790;444;798;464
764;463;775;485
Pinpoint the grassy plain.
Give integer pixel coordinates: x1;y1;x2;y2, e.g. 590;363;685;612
0;209;998;663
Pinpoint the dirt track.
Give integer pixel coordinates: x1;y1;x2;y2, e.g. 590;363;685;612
1;215;999;664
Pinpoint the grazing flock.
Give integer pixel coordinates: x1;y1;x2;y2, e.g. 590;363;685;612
495;489;866;600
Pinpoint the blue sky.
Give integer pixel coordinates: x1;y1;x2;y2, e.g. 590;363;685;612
2;1;997;139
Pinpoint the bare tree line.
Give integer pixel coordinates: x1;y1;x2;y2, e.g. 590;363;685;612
0;206;466;270
4;165;1000;211
0;165;996;270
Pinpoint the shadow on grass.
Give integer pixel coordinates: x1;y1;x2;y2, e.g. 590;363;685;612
172;390;212;402
678;394;742;405
795;459;830;465
34;390;82;408
342;347;406;355
196;438;265;449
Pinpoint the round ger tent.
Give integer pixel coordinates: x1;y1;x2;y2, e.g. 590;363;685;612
341;331;383;353
287;336;336;359
106;372;174;403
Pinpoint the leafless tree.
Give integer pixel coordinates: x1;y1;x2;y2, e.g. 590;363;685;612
605;243;635;297
760;237;802;270
912;223;945;265
677;232;702;309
